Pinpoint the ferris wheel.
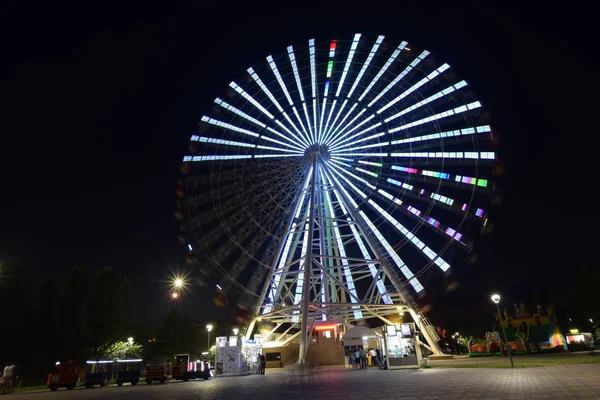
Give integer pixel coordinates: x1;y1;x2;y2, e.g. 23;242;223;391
176;34;500;360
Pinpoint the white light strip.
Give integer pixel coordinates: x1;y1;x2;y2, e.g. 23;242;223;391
323;169;392;304
390;125;491;145
324;102;358;142
292;213;312;322
338;142;388;152
331;131;385;151
390;151;495;160
329;111;372;144
265;126;305;150
214;97;266;128
302;102;315;144
369;50;431;109
312;99;318;144
331;153;387;157
347;35;384;99
368;199;451;272
264;174;311;314
329;158;352;168
323;185;363;319
377;62;448;115
248;67;311;147
274;119;311;148
292;106;310;143
253;154;302;159
384;80;466;124
327;163;368;198
229;81;274;119
247;67;284;113
331;162;439;290
267;55;294;106
329;161;375;190
193;136;255;148
287;46;305;102
327;111;374;147
318;99;328;143
321;99;348;145
357;41;408;102
267;55;313;145
335;33;361;98
387;177;413;191
332;156;354;162
322;99;337;139
185;155;252;162
309;39;318;141
260;134;305;152
200;116;260;137
255;145;303;153
358;210;424;293
389;101;482;133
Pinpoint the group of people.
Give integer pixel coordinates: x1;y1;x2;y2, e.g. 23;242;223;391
350;348;383;369
0;362;18;394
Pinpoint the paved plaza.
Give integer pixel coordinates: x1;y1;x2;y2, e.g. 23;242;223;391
13;363;600;399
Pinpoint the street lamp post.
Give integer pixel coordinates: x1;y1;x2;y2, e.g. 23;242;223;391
206;324;213;350
491;294;514;368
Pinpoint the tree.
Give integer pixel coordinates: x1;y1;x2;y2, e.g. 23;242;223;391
85;266;130;350
61;266;89;355
95;340;143;360
0;259;35;366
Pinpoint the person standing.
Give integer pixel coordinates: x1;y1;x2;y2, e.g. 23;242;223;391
259;354;266;375
360;348;367;369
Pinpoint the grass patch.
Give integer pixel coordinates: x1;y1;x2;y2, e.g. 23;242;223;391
16;384;48;392
432;356;600;369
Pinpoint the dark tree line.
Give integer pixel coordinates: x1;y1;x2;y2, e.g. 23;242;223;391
0;261;130;380
0;259;219;383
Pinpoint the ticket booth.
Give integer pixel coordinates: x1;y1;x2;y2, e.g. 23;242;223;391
382;323;422;369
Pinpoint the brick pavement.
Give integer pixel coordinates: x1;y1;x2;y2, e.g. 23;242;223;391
14;364;600;399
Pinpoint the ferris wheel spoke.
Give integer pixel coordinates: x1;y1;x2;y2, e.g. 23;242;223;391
390;124;492;146
375;59;446;115
327;160;455;268
388;101;483;133
367;50;430;109
247;67;312;148
382;80;468;124
322;176;363;319
321;35;384;143
324;167;424;293
324;172;392;304
309;39;319;144
332;159;474;243
357;40;408;103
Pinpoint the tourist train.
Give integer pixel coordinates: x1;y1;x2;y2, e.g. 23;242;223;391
47;354;210;391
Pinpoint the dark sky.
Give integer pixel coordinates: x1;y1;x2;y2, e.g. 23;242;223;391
1;2;596;333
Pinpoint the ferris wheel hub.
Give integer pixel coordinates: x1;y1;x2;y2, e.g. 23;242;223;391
304;144;330;161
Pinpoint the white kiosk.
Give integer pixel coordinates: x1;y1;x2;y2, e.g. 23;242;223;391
214;335;262;376
382;322;423;369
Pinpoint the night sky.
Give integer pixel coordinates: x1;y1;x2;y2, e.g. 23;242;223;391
1;2;596;334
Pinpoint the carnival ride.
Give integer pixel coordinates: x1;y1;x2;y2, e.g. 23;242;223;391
176;33;500;363
468;304;567;357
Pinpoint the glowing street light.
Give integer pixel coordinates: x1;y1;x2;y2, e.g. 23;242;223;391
233;328;239;335
174;277;184;289
491;293;514;368
127;337;134;345
206;324;213;350
171;292;179;299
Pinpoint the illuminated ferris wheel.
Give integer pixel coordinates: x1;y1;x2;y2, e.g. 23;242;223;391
176;34;500;361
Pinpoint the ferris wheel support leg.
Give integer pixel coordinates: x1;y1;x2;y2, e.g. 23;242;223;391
245;169;313;341
298;156;318;364
322;162;442;355
317;171;331;315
